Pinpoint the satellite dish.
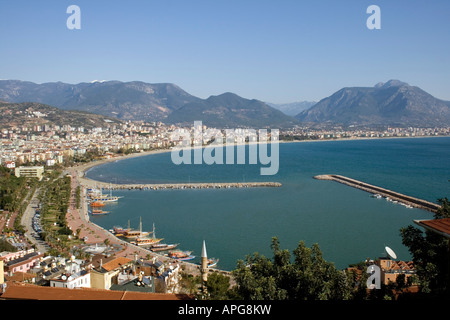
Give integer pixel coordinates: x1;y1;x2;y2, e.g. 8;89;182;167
385;246;397;260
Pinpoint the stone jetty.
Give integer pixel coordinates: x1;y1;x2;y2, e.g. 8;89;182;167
314;174;441;213
79;176;282;191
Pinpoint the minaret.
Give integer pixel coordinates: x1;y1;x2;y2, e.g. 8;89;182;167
201;240;209;283
0;260;4;287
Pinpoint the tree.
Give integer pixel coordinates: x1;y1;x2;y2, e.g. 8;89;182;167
232;237;354;300
180;272;200;295
400;197;450;296
205;272;232;300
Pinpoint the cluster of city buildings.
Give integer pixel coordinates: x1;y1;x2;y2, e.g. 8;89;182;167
1;117;449;169
281;126;450;140
0;246;188;299
0;121;181;168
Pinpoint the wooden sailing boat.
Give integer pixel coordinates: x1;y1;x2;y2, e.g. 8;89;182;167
124;217;150;239
90;183;122;202
133;223;163;247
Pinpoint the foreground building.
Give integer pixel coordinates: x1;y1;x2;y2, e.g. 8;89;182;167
90;257;134;290
0;249;44;274
14;166;44;180
377;258;416;285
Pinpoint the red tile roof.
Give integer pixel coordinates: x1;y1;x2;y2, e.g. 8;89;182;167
101;257;133;272
1;282;193;300
415;218;450;238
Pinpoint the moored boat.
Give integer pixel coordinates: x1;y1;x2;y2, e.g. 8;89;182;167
90;201;105;207
207;258;219;268
91;209;109;215
168;250;195;261
133;236;163;246
124;229;151;238
150;243;178;252
123;217;150;238
90;184;123;202
91;195;121;202
112;225;130;237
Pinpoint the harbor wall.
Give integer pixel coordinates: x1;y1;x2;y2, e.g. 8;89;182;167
314;174;441;213
79;177;282;191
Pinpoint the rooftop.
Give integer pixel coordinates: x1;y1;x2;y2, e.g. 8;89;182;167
0;282;193;300
99;257;133;272
414;218;450;238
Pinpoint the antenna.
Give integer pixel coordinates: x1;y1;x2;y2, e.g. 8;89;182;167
385;246;397;260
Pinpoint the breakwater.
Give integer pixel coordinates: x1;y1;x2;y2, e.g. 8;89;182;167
314;174;441;213
79;176;282;191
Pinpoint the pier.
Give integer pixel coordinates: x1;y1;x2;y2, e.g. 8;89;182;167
79;176;282;191
314;174;441;213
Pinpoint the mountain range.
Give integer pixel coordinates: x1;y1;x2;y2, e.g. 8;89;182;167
0;80;200;122
0;79;449;128
295;80;450;127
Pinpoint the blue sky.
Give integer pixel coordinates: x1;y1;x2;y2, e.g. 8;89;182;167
1;0;449;103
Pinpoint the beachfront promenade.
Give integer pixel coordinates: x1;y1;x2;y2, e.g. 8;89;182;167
314;174;441;213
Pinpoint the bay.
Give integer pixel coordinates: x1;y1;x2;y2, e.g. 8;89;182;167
86;137;450;271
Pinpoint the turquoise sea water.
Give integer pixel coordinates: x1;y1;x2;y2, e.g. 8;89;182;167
86;137;450;271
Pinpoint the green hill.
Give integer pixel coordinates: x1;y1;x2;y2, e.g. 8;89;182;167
0;101;122;130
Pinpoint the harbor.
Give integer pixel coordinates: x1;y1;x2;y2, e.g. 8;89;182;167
82;182;226;275
314;174;442;213
63;167;233;279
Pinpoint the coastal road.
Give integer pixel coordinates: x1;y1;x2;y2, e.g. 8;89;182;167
21;188;51;254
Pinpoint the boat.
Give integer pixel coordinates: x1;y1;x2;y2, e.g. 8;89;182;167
90;201;105;207
150;243;178;252
207;258;219;268
371;194;382;199
133;236;163;246
133;223;163;246
168;250;195;261
91;209;109;215
124;229;151;238
123;217;151;238
91;195;121;202
112;225;130;237
90;183;122;202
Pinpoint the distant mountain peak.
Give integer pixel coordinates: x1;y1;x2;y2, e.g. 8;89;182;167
374;79;409;89
167;91;299;128
296;80;450;127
